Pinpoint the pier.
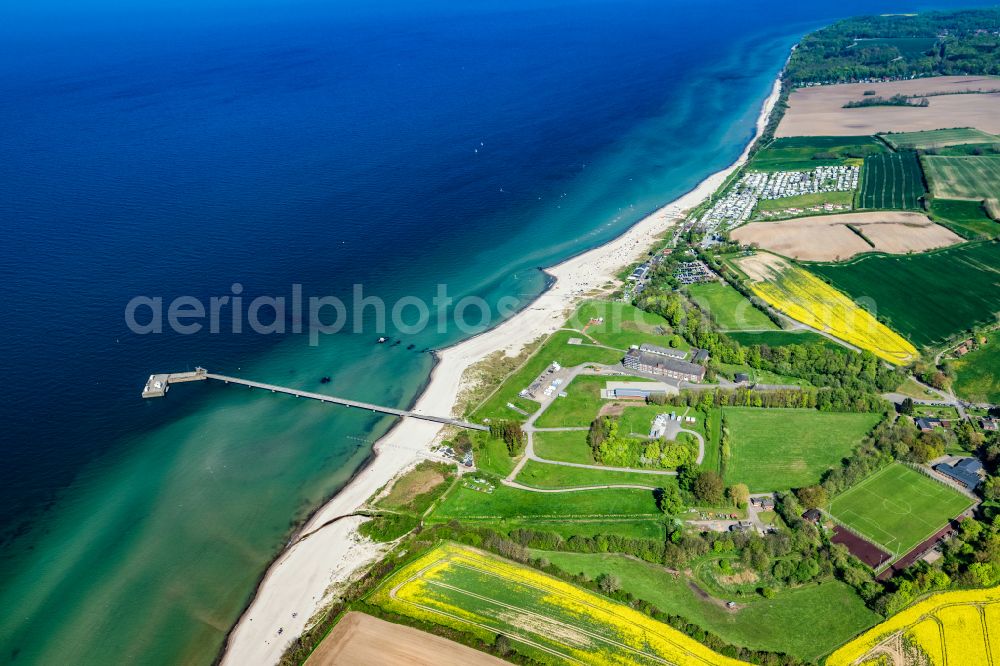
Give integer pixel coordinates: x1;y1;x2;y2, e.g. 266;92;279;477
141;368;488;431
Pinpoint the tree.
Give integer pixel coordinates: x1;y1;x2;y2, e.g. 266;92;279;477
983;476;1000;502
493;634;513;656
900;397;915;415
795;485;829;510
693;471;725;505
677;463;699;493
597;573;621;594
656;485;686;515
727;483;750;508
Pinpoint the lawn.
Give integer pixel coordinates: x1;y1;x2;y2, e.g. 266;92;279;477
829;463;973;559
723;408;882;492
532;429;594;464
514;459;675;490
894;376;940;400
686;282;778;331
470;329;623;423
532;550;879;663
566;299;687;351
809;241;1000;347
370;543;746;666
881;128;1000;151
752;190;855;218
474;435;516;477
922;155;1000;201
953;342;1000;404
725;329;844;351
749;135;886;171
429;482;660;522
534;375;656;428
928;198;999;240
857;151;926;210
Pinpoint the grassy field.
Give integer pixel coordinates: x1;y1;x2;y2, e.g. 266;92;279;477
370;543;747;666
894;376;941;400
533;550;879;663
723;408;882;492
881;128;1000;151
752;190;855;218
809;241;1000;347
686;282;778;331
725;329;844;350
749;135;886;171
928;198;999;239
852;36;936;58
534;375;655;429
470;329;623;423
533;429;594;464
828;463;973;558
567;299;687;351
922;155;1000;200
953;342;1000;404
474;436;516;477
429;482;660;522
827;586;1000;666
503;518;666;540
514;459;675;490
857;151;926;210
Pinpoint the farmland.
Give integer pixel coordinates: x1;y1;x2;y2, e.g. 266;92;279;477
733;252;917;364
828;463;973;560
370;543;747;666
881;127;1000;150
953;342;1000;404
826;586;1000;666
532;550;879;663
857;151;926;209
749;135;886;171
686;281;777;331
929;197;999;239
809;240;1000;347
922;154;1000;200
723;408;881;492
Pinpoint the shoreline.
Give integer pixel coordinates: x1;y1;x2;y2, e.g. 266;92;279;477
221;73;784;666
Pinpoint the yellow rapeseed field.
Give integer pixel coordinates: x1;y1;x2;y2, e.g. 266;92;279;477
372;542;747;665
826;586;1000;665
737;253;917;365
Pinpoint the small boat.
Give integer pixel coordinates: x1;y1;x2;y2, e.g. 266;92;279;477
407;343;416;350
377;337;387;344
320;376;331;384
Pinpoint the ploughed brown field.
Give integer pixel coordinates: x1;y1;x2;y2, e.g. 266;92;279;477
306;612;509;666
777;76;1000;137
730;211;962;261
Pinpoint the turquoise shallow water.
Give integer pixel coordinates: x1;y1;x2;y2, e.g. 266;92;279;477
2;0;978;663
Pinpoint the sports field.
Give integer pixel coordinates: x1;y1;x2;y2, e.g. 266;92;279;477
828;464;972;559
686;281;777;331
723;408;881;492
881;128;1000;150
922;154;1000;200
857;151;926;209
371;543;746;666
809;240;1000;347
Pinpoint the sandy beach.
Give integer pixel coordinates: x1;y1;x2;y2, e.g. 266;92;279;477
221;75;783;666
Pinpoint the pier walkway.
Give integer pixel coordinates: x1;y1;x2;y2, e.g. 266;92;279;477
142;368;487;431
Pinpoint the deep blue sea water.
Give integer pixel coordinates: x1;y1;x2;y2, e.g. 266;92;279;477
0;0;991;663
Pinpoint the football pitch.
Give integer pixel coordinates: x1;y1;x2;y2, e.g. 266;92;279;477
829;464;973;559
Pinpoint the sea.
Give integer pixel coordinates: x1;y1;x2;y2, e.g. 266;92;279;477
0;0;989;663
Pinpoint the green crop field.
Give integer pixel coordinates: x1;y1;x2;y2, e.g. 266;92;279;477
922;155;1000;200
514;459;673;490
953;343;1000;404
857;151;926;209
852;36;937;58
687;281;778;331
829;463;973;558
723;408;882;492
809;241;1000;347
881;128;1000;151
928;198;999;239
749;135;886;171
725;329;845;351
532;550;879;662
